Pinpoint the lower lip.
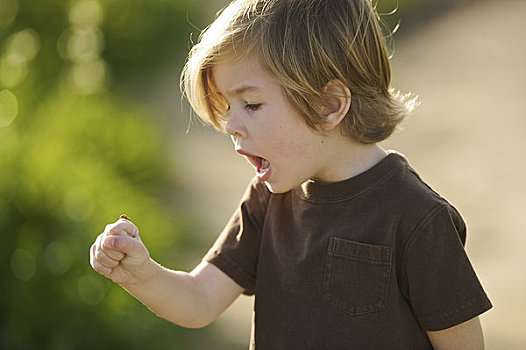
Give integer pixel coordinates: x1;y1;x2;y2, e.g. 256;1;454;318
256;166;272;182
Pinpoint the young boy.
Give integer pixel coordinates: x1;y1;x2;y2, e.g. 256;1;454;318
90;0;492;348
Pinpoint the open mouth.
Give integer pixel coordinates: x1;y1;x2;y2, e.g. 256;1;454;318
236;149;272;181
254;157;271;179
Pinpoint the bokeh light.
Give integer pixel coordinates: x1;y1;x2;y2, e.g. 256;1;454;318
69;58;107;94
0;0;18;29
69;0;103;29
44;240;73;275
0;89;18;127
77;273;105;305
10;249;36;282
0;29;39;88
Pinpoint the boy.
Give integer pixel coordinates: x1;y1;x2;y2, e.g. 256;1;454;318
90;0;492;348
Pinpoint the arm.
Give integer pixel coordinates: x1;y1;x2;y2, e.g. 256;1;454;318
426;317;485;350
90;219;243;328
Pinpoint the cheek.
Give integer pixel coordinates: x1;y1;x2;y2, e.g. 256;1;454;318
260;127;290;155
271;127;318;162
254;105;319;160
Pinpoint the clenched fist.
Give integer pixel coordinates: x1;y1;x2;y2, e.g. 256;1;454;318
90;217;152;285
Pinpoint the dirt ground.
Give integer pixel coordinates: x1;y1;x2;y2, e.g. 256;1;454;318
166;1;526;348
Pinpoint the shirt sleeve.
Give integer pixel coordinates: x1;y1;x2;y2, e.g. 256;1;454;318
400;203;492;331
203;178;270;295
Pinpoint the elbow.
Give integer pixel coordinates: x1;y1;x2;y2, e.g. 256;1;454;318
162;300;218;329
182;321;213;329
170;315;215;329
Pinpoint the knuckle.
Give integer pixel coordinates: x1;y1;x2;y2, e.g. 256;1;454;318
94;249;104;261
93;261;107;274
94;235;104;249
131;226;139;238
109;226;125;237
108;250;124;260
94;263;103;273
108;236;121;249
105;258;118;268
121;221;139;236
95;250;111;265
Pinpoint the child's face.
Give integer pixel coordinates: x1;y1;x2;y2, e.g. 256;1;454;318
212;55;331;193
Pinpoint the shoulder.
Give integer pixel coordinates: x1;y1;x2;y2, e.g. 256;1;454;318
385;156;470;269
387;153;463;220
387;153;447;204
379;153;466;245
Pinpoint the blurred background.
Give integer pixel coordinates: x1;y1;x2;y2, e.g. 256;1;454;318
0;0;523;349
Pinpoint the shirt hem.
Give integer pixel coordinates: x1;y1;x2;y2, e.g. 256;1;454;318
420;294;493;331
204;251;256;295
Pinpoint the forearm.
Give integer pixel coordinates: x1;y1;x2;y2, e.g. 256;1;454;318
90;220;242;328
120;259;213;328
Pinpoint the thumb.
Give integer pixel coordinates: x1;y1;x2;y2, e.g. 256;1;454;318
104;234;146;259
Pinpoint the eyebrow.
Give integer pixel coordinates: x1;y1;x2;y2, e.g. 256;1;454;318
225;85;261;96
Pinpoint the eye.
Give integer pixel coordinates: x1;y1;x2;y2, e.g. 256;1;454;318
244;103;261;111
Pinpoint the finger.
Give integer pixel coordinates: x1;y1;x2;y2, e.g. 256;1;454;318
90;242;97;269
91;255;112;276
90;242;112;275
104;234;145;259
106;220;139;238
94;232;103;248
102;247;125;261
93;233;121;267
91;234;104;262
94;245;121;269
101;237;125;260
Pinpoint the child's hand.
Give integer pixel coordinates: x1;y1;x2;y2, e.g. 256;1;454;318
90;217;152;285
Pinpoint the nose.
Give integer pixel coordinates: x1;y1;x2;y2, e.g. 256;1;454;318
225;110;247;138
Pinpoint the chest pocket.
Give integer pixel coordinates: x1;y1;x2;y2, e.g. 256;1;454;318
323;237;392;316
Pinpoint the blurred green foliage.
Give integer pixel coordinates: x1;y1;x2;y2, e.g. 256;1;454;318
0;0;225;349
0;90;193;349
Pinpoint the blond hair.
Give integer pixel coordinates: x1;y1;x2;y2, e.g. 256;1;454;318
181;0;417;143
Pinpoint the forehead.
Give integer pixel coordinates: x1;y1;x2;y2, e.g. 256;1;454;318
211;55;277;96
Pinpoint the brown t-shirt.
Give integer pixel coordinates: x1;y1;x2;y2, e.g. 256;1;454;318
204;152;492;349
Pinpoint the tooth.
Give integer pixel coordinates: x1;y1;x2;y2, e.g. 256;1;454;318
260;159;270;171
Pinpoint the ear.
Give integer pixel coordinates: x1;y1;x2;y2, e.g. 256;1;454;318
319;80;351;131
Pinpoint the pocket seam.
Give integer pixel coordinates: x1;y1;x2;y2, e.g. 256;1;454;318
322;237;392;316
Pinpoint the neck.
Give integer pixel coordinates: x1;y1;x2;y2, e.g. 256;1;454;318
314;137;388;183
